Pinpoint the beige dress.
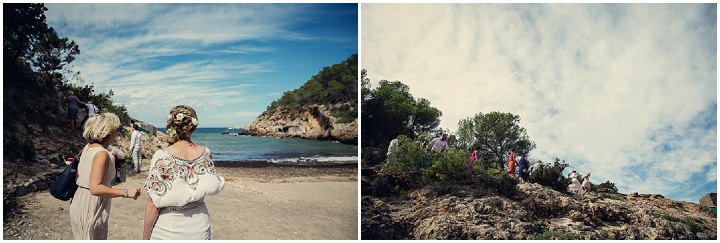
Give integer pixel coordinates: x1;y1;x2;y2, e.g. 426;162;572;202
69;145;116;240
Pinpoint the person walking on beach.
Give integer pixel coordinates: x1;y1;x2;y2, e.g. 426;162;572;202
428;133;449;152
69;113;141;240
507;149;517;177
130;124;143;174
65;91;85;131
143;105;225;240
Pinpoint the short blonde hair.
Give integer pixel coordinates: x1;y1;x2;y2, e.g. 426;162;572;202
83;113;121;143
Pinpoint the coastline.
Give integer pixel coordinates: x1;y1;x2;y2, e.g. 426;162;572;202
3;161;358;240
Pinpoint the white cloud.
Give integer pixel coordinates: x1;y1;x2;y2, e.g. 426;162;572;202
362;3;716;200
44;4;318;127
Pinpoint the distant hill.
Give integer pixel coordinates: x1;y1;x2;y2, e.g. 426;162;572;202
245;54;358;143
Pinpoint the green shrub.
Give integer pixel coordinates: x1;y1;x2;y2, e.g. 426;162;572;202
331;103;357;123
662;215;704;233
529;158;569;192
383;136;518;195
593;180;619;193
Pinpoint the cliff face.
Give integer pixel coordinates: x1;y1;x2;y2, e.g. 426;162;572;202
245;103;357;143
362;173;717;240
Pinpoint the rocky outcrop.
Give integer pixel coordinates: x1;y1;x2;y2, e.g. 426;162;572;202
362;170;717;240
244;103;357;143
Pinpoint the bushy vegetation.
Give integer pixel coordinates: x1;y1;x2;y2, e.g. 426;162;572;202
4;3;131;161
662;215;704;233
361;70;442;151
456;111;536;164
382;136;517;195
528;158;570;193
264;54;358;123
593;180;620;194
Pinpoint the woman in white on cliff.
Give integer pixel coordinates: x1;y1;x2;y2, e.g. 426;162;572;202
143;105;225;240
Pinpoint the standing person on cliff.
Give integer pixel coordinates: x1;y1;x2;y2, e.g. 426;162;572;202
70;113;141;240
80;100;100;128
130;124;143;174
143;105;224;240
428;133;449;153
65;91;85;131
507;149;517;177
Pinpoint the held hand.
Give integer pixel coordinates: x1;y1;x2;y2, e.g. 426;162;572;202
127;188;141;200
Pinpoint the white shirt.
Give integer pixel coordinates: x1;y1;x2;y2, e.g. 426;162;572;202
86;103;99;116
387;138;398;156
430;137;448;152
145;148;225;208
130;130;142;148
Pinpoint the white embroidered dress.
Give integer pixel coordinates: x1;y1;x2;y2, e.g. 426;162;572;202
145;147;225;240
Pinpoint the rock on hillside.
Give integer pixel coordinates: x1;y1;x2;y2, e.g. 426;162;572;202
245;103;357;143
362;174;717;240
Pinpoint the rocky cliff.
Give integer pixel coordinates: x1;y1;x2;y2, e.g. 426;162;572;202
362;170;717;240
245;103;357;144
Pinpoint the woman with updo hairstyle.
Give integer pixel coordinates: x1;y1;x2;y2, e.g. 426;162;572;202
143;105;225;240
70;113;141;240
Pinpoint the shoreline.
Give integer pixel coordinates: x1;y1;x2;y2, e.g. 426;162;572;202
214;160;358;168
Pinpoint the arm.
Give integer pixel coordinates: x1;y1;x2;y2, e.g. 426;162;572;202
143;196;160;240
88;151;140;199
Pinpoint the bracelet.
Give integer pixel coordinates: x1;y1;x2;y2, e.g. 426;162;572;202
122;189;128;198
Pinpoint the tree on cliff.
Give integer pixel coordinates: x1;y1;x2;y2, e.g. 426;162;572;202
264;54;358;123
456;111;536;164
361;71;442;149
4;3;129;161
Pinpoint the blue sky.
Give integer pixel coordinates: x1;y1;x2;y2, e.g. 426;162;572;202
363;4;717;202
45;3;357;128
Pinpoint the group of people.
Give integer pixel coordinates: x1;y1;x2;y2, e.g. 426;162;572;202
505;149;544;183
69;105;225;240
568;170;592;194
65;91;99;131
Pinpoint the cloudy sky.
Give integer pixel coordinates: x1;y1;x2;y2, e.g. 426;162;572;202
45;3;357;128
363;4;716;202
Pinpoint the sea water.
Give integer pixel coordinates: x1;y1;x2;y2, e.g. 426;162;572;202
158;128;358;165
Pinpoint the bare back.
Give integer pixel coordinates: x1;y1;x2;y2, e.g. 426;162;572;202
163;142;206;160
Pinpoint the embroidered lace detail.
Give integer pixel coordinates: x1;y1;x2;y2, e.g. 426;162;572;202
145;148;219;196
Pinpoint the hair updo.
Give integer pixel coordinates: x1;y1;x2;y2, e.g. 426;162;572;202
166;105;198;140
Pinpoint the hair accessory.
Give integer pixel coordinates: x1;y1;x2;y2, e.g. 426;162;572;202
167;127;177;138
191;117;199;126
175;113;185;121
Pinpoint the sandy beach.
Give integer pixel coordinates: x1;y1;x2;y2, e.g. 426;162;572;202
3;163;358;240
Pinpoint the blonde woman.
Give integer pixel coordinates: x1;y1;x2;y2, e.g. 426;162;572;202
143;105;225;240
70;113;141;240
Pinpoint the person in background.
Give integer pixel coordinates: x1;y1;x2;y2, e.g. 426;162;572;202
69;113;140;240
582;173;592;193
130;124;143;174
81;100;100;128
428;133;449;153
517;155;529;183
507;149;517;177
381;136;400;172
467;146;480;174
65;91;85;131
529;160;543;177
386;136;399;157
108;146;126;184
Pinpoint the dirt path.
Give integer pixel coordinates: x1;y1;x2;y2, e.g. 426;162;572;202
3;167;358;240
